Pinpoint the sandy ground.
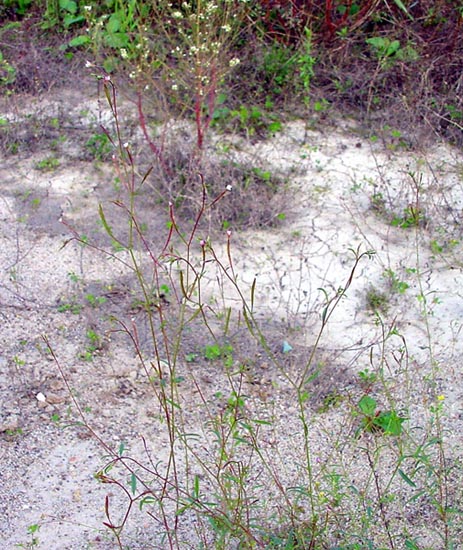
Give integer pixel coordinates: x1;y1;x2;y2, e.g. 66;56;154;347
1;86;463;549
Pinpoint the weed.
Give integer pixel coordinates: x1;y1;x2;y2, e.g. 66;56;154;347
204;342;234;367
57;300;82;314
356;394;406;436
317;390;345;413
366;37;417;69
212;101;282;138
366;286;389;314
34;156;60;172
12;354;25;367
85;293;107;308
31;73;461;549
6;3;462;547
5;426;23;437
390;205;424;228
383;268;409;294
41;0;85;30
297;27;316;105
79;329;103;361
0;49;16;87
16;523;40;549
85;131;113;161
358;368;378;390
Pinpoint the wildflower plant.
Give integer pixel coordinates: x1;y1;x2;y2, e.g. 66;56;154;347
80;1;249;152
164;0;248;149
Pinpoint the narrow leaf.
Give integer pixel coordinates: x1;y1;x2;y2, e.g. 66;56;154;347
130;473;137;495
250;277;256;310
393;0;414;19
139;495;156;510
399;468;416;487
193;474;200;499
99;204;116;240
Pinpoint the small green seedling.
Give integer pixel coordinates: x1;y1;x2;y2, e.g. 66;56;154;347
357;395;406;436
16;523;40;548
366;286;389;314
79;329;102;361
391;206;423;229
203;343;233;367
34;156;60;171
57;300;82;314
85;293;107;308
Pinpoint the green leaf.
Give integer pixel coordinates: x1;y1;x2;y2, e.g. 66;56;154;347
268;121;282;133
98;204;116;240
252;418;273;426
250;277;256;310
358;395;377;416
386;40;401;57
405;539;420;550
139;495;156;510
193;474;200;499
130;473;137;495
204;343;221;360
375;410;405;435
63;14;85;27
68;35;90;47
398;468;416;487
105;32;129;49
59;0;77;14
106;14;121;33
366;36;386;50
392;0;414;19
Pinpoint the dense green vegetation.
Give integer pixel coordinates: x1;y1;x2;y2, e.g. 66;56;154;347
1;0;462;144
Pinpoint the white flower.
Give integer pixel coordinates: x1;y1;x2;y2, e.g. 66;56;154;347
120;48;128;59
172;10;183;19
229;57;240;68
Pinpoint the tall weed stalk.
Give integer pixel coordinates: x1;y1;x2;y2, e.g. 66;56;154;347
58;77;379;548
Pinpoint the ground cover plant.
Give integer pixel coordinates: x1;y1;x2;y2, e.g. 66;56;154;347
1;1;463;549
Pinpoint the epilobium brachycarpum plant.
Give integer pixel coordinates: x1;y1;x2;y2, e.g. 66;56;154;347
54;76;377;548
54;78;461;549
41;68;459;548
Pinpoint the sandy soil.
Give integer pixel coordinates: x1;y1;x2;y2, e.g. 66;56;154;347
1;86;463;549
